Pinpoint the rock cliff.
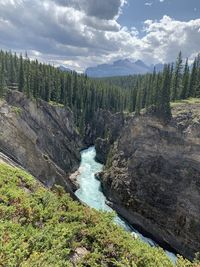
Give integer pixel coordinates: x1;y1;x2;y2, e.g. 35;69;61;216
100;103;200;259
0;90;82;194
84;109;125;163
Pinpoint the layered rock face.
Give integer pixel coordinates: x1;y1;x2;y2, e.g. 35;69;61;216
84;109;125;163
0;90;82;194
100;104;200;259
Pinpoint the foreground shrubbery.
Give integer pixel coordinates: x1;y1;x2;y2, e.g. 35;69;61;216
0;163;198;266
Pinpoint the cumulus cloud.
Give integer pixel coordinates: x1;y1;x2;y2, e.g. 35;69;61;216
142;16;200;62
0;0;199;71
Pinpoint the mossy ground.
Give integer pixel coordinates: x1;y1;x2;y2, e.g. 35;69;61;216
0;163;198;267
171;98;200;107
49;101;65;108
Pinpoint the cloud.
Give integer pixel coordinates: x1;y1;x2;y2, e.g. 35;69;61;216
142;16;200;63
145;2;153;7
0;0;199;71
51;0;127;20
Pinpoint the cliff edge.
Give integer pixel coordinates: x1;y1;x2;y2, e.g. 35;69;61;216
0;90;82;194
100;101;200;259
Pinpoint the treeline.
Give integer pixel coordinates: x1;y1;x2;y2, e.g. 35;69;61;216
0;50;128;133
102;52;200;121
0;50;200;130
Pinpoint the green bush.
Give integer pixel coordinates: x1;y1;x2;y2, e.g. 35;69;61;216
0;163;196;267
11;106;22;115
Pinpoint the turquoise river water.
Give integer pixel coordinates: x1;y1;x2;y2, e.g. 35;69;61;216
75;146;176;262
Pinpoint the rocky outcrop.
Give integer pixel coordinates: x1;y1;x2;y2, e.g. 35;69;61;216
100;104;200;259
95;138;110;164
0;90;82;194
84;109;126;163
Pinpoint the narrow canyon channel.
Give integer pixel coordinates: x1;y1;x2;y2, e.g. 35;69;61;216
75;146;176;263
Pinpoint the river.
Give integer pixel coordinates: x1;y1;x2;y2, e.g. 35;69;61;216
75;146;176;262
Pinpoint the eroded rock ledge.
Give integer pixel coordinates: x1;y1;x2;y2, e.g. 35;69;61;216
84;109;126;164
0;90;82;194
99;104;200;259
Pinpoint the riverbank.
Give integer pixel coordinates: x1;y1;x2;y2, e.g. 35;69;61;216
74;146;177;263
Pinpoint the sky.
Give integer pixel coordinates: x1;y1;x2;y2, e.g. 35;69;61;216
0;0;200;71
119;0;200;30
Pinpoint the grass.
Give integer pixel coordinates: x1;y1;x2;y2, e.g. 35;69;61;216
0;162;198;267
49;101;64;108
171;98;200;108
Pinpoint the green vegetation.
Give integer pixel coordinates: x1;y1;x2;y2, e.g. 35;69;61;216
0;50;128;132
0;49;200;265
11;106;22;115
49;101;65;108
102;53;200;121
171;52;183;101
0;50;200;129
155;64;172;122
0;162;197;267
171;98;200;107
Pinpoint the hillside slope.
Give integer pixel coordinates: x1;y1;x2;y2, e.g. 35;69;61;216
0;90;82;194
99;101;200;260
0;162;196;267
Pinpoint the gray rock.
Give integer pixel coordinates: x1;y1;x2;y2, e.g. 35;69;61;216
100;107;200;259
84;109;126;164
95;138;110;164
0;90;82;195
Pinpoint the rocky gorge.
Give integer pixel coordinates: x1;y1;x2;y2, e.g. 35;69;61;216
0;90;82;195
98;101;200;260
1;89;200;261
84;109;126;163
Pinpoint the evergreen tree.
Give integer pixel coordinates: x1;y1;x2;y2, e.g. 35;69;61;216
44;77;51;102
18;54;24;92
171;52;183;101
130;86;137;111
157;64;172;122
195;78;200;97
9;52;16;84
0;65;4;97
194;54;200;97
180;58;190;99
0;49;200;135
135;88;142;115
154;73;162;107
188;58;197;97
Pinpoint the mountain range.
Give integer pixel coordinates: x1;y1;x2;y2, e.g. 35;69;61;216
85;59;164;78
58;65;72;72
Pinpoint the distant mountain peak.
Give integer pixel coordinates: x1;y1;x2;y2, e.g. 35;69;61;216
58;65;72;72
135;60;148;68
113;58;131;64
85;59;164;78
